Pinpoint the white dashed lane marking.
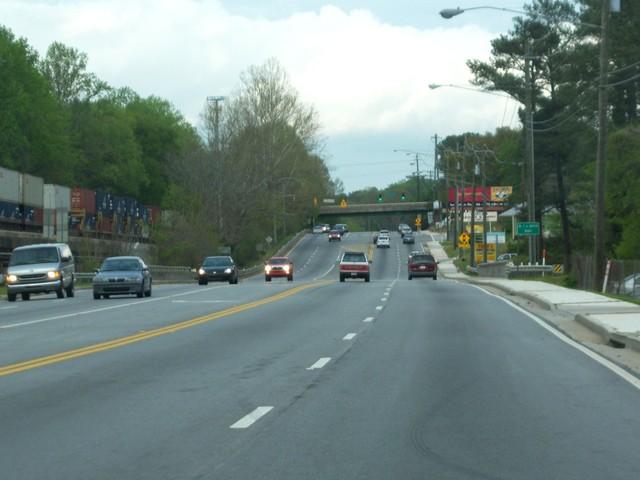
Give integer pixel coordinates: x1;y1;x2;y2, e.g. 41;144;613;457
230;407;273;429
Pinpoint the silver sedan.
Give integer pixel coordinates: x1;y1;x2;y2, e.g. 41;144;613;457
92;256;152;299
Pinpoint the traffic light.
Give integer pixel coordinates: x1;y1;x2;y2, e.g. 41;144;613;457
401;191;406;201
378;193;382;202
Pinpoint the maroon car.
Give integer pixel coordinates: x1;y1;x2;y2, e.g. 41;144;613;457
408;253;438;280
328;229;341;241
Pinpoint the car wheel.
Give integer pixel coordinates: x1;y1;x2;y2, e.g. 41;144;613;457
93;293;100;300
22;292;31;301
65;282;75;298
56;287;64;299
287;275;293;282
7;293;16;302
365;275;370;283
104;294;110;299
145;281;152;297
339;274;345;282
408;275;412;280
265;275;271;282
432;275;437;280
137;286;144;298
198;280;208;285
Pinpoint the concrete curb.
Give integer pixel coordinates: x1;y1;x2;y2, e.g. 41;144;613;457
428;240;640;354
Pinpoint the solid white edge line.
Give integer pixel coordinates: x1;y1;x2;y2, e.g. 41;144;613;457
230;406;274;429
476;285;640;391
307;357;331;370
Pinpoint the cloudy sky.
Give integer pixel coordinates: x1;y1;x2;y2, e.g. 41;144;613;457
2;0;529;193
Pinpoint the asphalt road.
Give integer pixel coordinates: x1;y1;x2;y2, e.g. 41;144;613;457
2;231;640;479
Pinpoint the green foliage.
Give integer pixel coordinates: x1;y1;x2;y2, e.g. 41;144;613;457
607;128;640;259
0;26;78;184
71;100;147;196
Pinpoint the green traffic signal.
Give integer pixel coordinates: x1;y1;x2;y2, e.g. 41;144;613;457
401;192;405;201
378;194;383;202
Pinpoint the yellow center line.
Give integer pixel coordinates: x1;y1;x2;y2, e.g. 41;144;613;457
0;280;333;377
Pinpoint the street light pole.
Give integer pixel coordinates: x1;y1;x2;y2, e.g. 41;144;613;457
394;149;431;202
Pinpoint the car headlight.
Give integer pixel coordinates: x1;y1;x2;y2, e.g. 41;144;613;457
6;274;17;284
265;265;272;273
47;271;61;280
283;265;290;273
92;276;107;284
224;268;232;274
198;268;205;275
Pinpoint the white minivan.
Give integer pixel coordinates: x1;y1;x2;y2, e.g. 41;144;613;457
5;243;76;302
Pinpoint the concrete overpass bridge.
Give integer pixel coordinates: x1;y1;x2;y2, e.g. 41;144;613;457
318;201;433;217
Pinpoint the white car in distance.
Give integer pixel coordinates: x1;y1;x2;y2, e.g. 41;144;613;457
377;234;390;248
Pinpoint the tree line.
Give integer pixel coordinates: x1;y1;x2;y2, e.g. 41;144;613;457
0;26;337;267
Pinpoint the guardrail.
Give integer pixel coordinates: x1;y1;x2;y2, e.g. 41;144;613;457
75;229;310;285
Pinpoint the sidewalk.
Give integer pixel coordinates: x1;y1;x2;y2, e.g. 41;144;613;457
428;242;640;352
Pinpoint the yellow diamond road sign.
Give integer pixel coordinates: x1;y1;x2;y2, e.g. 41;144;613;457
459;232;470;244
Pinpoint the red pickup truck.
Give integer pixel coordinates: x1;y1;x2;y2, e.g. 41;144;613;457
339;251;370;282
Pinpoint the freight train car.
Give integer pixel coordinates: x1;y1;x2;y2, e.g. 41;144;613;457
0;166;164;244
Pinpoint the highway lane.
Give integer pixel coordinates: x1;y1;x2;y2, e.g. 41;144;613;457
2;231;640;479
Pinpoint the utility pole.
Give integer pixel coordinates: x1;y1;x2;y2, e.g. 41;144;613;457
414;153;421;201
207;96;225;152
207;96;225;230
524;39;537;265
432;134;440;222
593;0;611;291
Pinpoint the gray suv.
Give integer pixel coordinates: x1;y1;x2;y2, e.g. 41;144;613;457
5;243;76;302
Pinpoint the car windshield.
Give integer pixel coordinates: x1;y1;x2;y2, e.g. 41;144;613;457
269;258;288;265
101;259;140;271
342;253;366;262
203;257;231;267
9;247;59;266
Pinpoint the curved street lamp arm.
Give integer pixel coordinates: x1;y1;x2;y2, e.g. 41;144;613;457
439;6;526;19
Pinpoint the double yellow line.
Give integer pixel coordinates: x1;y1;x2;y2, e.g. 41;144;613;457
0;280;333;377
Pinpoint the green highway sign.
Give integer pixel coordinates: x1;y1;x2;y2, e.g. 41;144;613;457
517;222;540;235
